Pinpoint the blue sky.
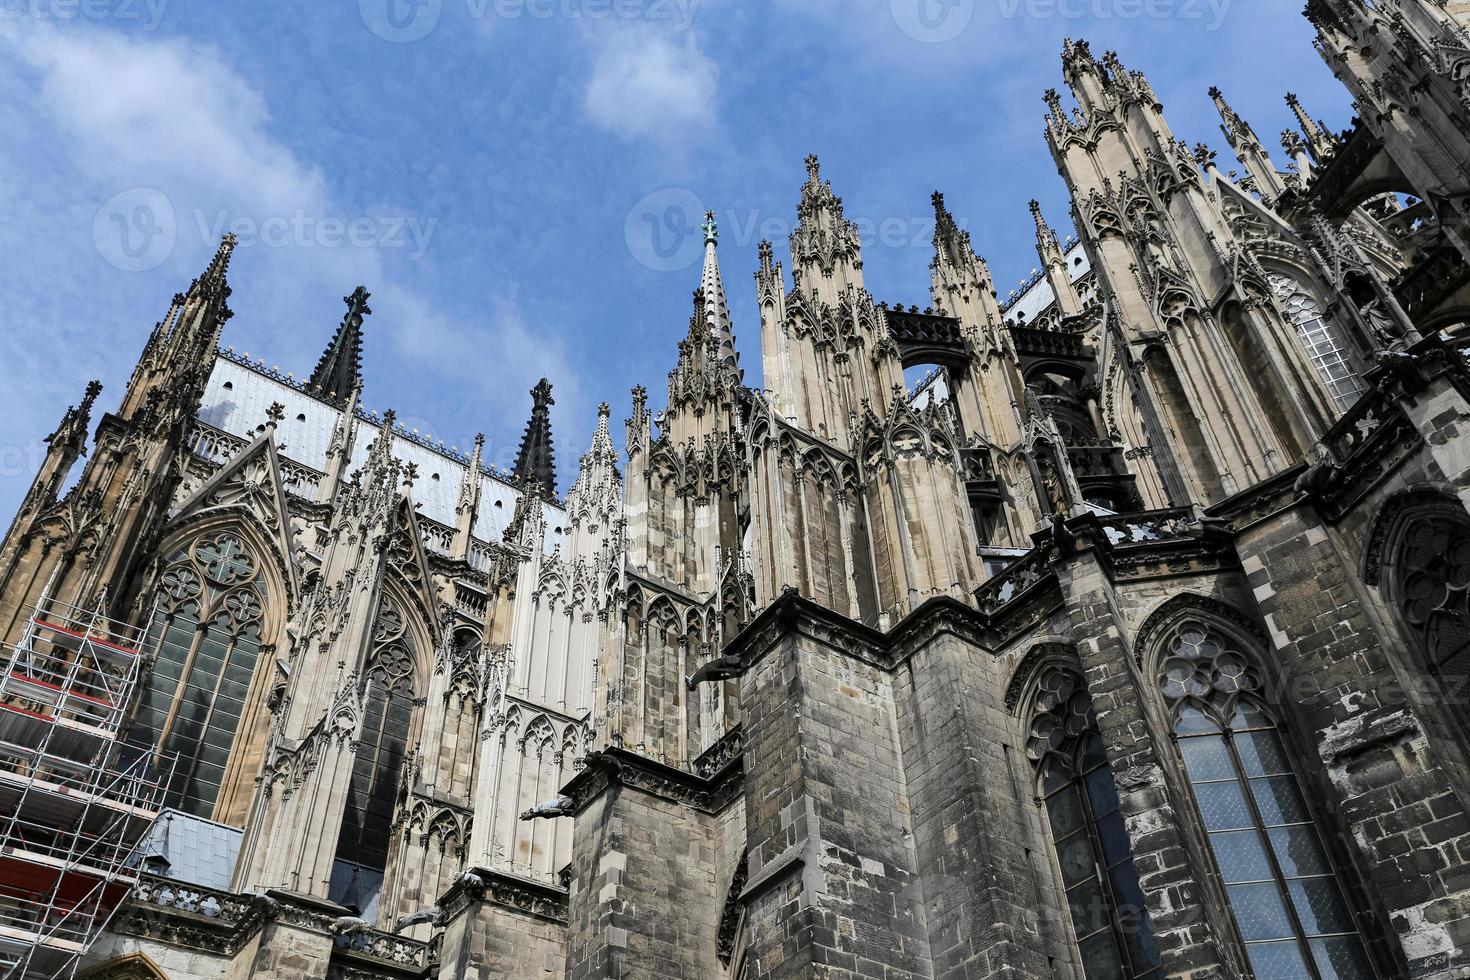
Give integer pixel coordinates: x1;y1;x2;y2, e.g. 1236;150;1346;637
0;0;1349;511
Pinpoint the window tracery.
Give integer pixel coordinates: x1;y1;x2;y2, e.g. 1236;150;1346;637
1027;666;1161;979
136;532;268;817
1158;619;1374;980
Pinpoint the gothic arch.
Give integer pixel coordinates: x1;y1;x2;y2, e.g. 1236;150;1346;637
1133;592;1271;673
1004;640;1080;714
1366;489;1470;732
155;509;293;639
79;954;170;980
137;519;288;823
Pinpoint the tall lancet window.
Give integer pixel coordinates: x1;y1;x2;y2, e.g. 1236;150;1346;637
136;533;266;818
1268;274;1366;413
336;599;416;887
1158;619;1375;980
1028;667;1161;979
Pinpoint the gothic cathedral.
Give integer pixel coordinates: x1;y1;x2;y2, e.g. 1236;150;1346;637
4;3;1470;979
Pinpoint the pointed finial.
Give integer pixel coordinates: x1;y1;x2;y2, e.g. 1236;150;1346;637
702;210;718;245
82;380;102;407
805;154;821;182
311;286;371;406
265;402;286;429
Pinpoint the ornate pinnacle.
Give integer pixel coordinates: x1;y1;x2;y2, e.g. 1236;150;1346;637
702;210;718;245
1192;143;1218;168
265;402;286;428
804;154;821;183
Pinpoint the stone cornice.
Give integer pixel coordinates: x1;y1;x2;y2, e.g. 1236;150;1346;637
439;867;569;926
561;744;744;817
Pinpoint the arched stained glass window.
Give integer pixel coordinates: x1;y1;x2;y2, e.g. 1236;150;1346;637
1268;275;1366;414
1028;667;1161;979
135;533;267;817
1391;508;1470;701
1159;619;1375;980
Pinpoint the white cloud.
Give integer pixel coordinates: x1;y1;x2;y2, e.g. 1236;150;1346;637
0;21;590;512
581;27;718;142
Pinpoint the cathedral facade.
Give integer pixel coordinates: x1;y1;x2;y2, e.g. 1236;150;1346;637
4;1;1470;978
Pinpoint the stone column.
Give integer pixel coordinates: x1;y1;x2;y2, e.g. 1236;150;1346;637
892;612;1056;979
735;601;931;979
561;750;730;979
434;869;569;980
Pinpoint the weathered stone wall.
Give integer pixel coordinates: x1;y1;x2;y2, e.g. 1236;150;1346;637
564;775;725;979
739;623;931;979
437;897;567;980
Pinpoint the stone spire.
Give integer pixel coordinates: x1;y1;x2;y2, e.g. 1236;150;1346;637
1030;199;1084;319
120;234;237;425
699;211;741;382
513;379;557;495
1285;92;1339;162
929;191;999;325
310;286;371;404
1210;86;1286;199
790;154;863;304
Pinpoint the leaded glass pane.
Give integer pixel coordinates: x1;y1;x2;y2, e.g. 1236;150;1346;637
1211;829;1274;883
1179;735;1234;781
1078;930;1126;980
1195;780;1254;831
1245;939;1313;980
1288;878;1355;935
1057;831;1096;887
1096;812;1130;868
1309;936;1375;980
1268;826;1332;878
1048;784;1087;838
1086;766;1121;817
1069;877;1110;937
1227;882;1296;941
1175;704;1218;735
1234;729;1290;777
1250;776;1310;826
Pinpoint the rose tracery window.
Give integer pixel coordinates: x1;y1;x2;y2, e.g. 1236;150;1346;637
1159;619;1375;980
1028;667;1161;979
136;532;267;818
1392;510;1470;700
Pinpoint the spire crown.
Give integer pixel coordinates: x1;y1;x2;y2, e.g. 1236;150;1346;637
513;379;557;496
311;286;371;405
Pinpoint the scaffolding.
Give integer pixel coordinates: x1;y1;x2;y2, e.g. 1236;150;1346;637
0;596;174;979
